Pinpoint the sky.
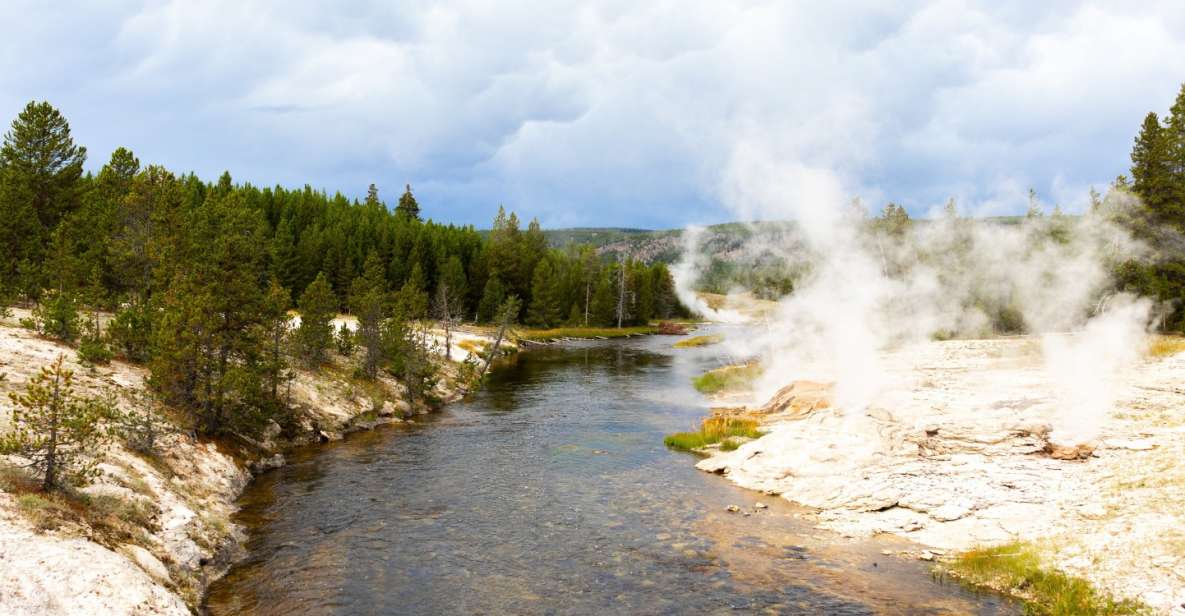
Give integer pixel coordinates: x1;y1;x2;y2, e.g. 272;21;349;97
3;1;1185;229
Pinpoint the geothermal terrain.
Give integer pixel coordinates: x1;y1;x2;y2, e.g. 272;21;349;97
697;332;1185;613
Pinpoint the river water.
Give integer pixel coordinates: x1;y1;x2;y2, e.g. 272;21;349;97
205;332;1012;615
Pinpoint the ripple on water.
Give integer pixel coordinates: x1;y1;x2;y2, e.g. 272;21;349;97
206;334;1015;615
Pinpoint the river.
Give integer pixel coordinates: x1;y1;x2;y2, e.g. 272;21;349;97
205;332;1012;615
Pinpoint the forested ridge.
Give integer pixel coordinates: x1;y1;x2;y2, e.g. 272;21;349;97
0;101;686;442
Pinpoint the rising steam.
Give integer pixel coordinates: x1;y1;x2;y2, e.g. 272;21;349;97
674;144;1155;444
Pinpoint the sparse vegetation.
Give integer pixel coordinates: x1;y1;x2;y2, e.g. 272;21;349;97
516;325;659;341
692;362;763;394
1147;335;1185;358
664;416;764;452
673;334;722;349
942;542;1150;615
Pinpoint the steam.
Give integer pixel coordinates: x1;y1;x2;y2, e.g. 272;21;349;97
675;144;1155;444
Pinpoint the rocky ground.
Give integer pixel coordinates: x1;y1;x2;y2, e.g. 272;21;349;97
697;336;1185;614
0;309;493;615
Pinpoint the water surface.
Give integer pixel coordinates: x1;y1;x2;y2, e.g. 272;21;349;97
206;333;1011;615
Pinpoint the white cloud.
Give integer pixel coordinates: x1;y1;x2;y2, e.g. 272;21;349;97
1;0;1183;226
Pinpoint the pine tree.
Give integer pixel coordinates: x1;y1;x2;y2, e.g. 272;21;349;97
270;218;301;293
0;101;87;232
477;275;507;323
527;258;561;327
294;272;336;367
0;355;110;491
1131;112;1173;222
395;184;421;220
260;279;293;404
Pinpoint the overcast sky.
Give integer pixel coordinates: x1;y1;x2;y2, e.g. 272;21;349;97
3;1;1184;228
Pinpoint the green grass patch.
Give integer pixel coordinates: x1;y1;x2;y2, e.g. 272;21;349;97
718;438;741;451
673;335;723;349
517;325;658;341
692;362;763;394
943;542;1150;615
664;416;764;452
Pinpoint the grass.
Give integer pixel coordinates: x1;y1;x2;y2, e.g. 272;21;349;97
664;416;764;452
456;339;487;355
942;542;1150;615
2;464;160;544
1147;335;1185;358
691;362;763;394
673;334;723;349
516;325;658;341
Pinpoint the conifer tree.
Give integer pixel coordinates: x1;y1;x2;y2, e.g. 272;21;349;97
0;101;86;232
395;184;421;220
527;258;562;327
0;355;110;491
294;272;337;367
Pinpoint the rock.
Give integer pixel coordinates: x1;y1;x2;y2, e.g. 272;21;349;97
726;505;740;513
930;503;971;522
121;544;171;584
755;502;768;509
1044;441;1096;460
918;550;935;561
249;453;285;473
752;380;833;417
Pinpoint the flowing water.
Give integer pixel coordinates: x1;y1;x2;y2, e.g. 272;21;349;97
205;332;1012;615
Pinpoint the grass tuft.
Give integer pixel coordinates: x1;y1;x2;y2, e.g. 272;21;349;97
692;362;763;394
664;416;764;452
943;542;1150;615
673;335;723;349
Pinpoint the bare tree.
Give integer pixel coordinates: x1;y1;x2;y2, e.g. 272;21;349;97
479;295;521;380
433;282;462;358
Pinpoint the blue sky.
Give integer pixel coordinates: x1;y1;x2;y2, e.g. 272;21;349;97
3;1;1185;228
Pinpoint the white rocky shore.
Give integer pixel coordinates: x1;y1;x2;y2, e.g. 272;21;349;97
697;337;1185;614
0;311;496;615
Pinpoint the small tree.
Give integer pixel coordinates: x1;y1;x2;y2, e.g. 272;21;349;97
433;281;462;358
76;313;113;365
32;290;80;342
109;389;177;455
293;272;336;366
335;322;356;356
0;356;109;491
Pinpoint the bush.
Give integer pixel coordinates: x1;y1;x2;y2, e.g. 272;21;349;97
18;317;36;330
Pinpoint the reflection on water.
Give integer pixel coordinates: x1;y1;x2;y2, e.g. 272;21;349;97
205;332;1013;615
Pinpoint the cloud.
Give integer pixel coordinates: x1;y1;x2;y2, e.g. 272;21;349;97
1;1;1183;226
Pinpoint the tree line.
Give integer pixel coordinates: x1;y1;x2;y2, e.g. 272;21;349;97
0;100;686;445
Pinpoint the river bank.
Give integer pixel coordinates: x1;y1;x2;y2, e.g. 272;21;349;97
0;309;497;614
689;334;1185;614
